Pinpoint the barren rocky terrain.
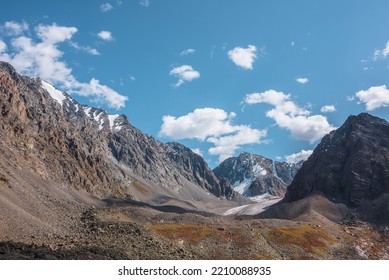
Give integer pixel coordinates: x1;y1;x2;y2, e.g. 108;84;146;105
1;200;389;260
1;61;389;260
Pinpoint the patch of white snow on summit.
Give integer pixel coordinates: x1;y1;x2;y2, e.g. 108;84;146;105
83;107;91;117
92;111;104;130
41;81;67;106
108;114;119;129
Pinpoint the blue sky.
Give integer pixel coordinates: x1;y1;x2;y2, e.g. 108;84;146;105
1;0;389;167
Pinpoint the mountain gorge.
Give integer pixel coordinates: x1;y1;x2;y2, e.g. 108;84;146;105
1;61;389;260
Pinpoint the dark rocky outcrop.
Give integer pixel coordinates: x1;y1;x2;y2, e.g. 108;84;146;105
276;113;389;224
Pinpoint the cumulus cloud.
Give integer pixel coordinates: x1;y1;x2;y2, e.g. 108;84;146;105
244;90;291;106
296;77;309;84
0;21;127;109
208;126;267;162
244;90;336;143
1;21;29;36
97;30;113;41
320;105;336;113
169;65;200;87
228;45;257;70
139;0;151;7
100;3;113;12
36;24;77;43
159;108;236;141
285;149;313;164
159;108;267;162
0;40;6;53
180;48;195;56
373;41;389;60
191;148;203;157
356;85;389;111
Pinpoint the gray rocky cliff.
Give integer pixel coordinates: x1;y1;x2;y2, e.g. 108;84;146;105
0;61;240;207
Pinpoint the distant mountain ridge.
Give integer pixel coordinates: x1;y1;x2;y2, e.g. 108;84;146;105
214;152;302;199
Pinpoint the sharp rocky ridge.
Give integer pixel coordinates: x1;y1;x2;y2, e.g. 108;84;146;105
214;152;302;200
0;61;246;212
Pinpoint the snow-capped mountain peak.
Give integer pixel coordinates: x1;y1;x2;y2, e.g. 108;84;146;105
214;152;302;199
41;79;127;132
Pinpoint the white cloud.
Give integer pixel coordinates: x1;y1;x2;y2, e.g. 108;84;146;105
296;77;309;84
290;42;295;47
227;45;257;70
373;41;389;60
320;105;336;113
97;30;113;41
169;65;200;87
191;148;203;157
159;108;266;162
208;126;267;162
0;40;6;53
2;21;29;35
159;108;236;141
285;149;313;164
180;48;195;56
356;85;389;111
139;0;151;7
244;90;336;143
74;78;128;109
100;3;113;12
36;24;77;44
244;89;290;106
69;41;100;55
0;22;127;109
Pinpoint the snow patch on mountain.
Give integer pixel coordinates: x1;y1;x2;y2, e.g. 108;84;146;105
108;114;121;130
223;197;282;216
41;81;67;105
233;177;255;194
232;162;267;195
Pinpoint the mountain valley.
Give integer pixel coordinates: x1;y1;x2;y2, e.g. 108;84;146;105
1;61;389;260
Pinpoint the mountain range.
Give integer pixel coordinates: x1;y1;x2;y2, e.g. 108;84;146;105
0;61;252;214
1;61;389;260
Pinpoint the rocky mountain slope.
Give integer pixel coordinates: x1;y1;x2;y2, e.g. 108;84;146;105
214;152;302;199
164;142;235;199
0;61;244;222
262;113;389;224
